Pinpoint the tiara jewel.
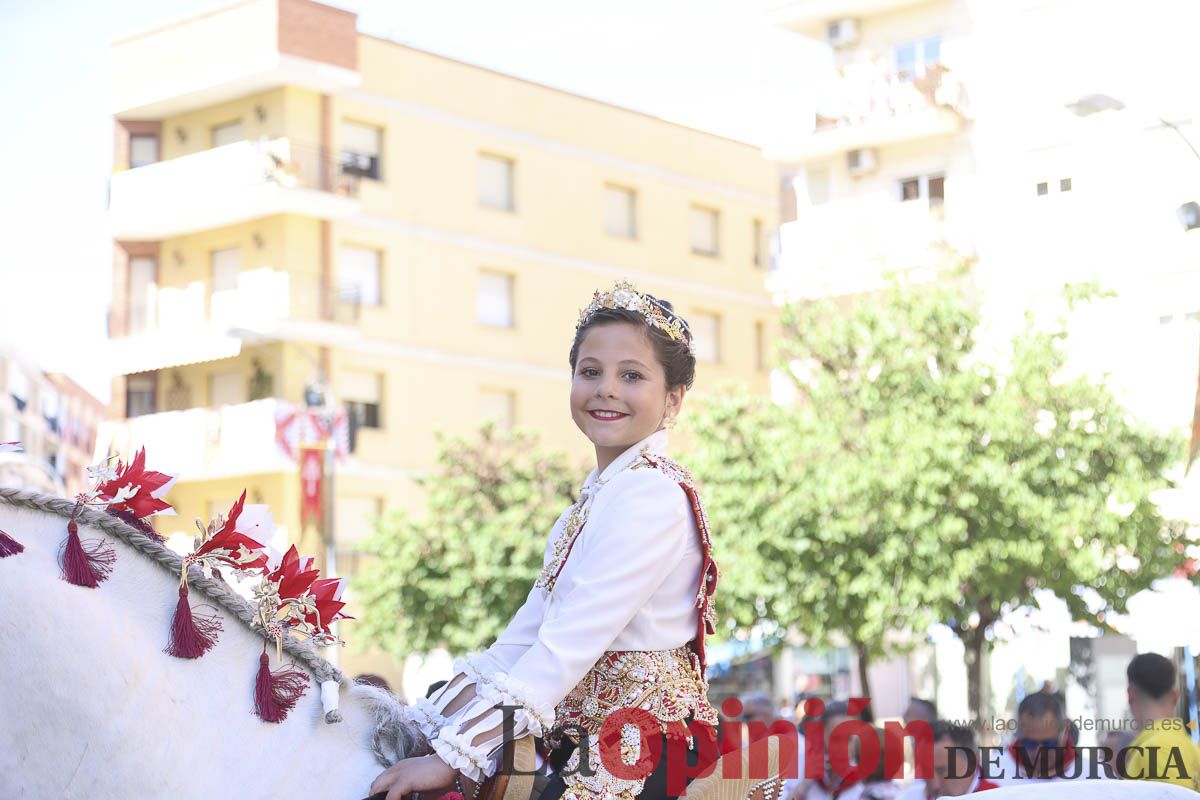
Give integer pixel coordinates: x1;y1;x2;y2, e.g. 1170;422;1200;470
576;280;694;353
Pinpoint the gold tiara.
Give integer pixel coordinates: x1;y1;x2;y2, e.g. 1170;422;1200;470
576;280;694;353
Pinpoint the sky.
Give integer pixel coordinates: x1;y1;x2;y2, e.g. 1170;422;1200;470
0;0;825;402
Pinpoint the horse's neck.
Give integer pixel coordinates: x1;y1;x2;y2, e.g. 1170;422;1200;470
0;499;391;800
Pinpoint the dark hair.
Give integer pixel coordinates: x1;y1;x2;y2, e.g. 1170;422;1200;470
931;720;976;751
908;697;938;720
1128;652;1176;700
354;673;392;691
1018;691;1064;723
568;296;696;390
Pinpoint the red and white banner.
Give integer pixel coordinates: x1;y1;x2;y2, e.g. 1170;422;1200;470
274;404;349;462
299;447;324;530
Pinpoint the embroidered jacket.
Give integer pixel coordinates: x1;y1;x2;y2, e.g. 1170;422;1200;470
407;430;718;787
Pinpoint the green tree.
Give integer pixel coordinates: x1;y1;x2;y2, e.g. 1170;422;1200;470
691;280;1184;721
354;423;582;659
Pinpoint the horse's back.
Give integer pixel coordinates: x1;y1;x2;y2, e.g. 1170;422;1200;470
0;500;384;800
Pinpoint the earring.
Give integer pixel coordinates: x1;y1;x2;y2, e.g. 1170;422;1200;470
664;415;677;430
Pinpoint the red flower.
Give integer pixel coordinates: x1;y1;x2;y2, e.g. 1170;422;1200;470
193;490;269;572
97;447;175;519
304;576;353;634
267;545;321;603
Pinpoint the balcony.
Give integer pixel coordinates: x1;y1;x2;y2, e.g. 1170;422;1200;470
110;0;359;119
767;64;965;162
109;269;363;375
109;138;360;240
97;398;292;482
767;0;945;38
768;194;969;298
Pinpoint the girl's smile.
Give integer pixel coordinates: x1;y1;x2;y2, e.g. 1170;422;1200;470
570;321;684;473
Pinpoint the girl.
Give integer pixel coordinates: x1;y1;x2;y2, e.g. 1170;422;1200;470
370;280;719;800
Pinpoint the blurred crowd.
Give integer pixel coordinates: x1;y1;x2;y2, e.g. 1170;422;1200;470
732;651;1200;798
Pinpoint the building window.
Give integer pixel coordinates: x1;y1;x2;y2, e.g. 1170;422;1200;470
129;134;159;168
128;256;157;335
605;185;637;239
690;205;720;256
478;153;515;211
1059;177;1073;192
478;271;515;328
899;175;945;207
211;120;244;148
343;371;383;449
126;373;156;418
1036;181;1049;196
894;35;942;81
691;312;721;363
753;219;765;267
339;245;382;307
480;388;516;431
929;176;945;207
208;371;246;408
341;121;382;180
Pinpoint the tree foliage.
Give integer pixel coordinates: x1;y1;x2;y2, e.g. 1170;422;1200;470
354;424;581;659
691;280;1184;718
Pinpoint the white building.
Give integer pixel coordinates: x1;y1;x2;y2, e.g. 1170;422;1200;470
764;0;1200;734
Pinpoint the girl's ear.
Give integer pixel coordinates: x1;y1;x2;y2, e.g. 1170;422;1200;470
666;385;686;419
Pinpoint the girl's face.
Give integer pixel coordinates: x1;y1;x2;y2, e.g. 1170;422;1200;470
570;322;684;470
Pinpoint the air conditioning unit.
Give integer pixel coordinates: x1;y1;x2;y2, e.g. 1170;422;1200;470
826;18;860;48
846;148;878;177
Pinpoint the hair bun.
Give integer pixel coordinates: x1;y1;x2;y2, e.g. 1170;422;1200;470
646;294;674;313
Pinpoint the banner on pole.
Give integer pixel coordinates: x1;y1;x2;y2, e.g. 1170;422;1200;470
300;446;324;530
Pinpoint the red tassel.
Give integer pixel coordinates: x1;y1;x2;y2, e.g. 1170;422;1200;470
60;518;116;587
165;584;222;659
254;650;308;723
0;528;23;558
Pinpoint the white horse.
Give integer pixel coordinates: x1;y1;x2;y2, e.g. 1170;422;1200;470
0;488;423;800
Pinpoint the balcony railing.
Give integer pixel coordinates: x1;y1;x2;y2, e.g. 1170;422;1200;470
814;63;964;130
107;270;364;375
109;137;361;240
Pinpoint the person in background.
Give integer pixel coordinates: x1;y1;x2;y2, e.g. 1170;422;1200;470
992;692;1076;782
1102;730;1136;777
904;698;937;728
897;721;999;798
859;727;903;799
787;700;865;800
742;692;777;727
1123;652;1200;790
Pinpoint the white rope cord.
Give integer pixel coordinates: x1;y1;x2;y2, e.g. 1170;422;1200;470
0;487;344;687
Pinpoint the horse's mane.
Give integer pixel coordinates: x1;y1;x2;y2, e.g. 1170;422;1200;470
0;485;433;768
0;486;342;687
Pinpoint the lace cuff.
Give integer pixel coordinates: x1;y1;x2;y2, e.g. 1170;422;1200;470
431;727;496;781
456;654;555;736
402;696;448;742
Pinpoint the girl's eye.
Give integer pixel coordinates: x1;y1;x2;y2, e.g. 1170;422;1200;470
580;367;599;377
623;371;643;381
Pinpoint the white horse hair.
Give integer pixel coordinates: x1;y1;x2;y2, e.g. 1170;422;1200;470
0;489;423;800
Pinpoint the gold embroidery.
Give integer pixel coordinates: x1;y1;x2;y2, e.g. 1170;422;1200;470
552;647;718;800
549;646;718;746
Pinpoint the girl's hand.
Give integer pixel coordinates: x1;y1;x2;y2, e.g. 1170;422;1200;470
369;754;458;800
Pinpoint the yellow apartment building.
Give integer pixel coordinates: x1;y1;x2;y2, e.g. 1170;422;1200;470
101;0;778;686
